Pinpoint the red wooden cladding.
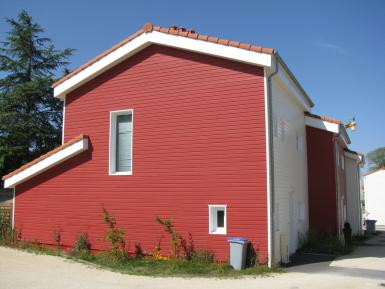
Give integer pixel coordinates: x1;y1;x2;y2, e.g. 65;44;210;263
15;45;268;261
306;126;339;235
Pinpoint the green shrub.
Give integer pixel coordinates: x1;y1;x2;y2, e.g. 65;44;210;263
191;250;214;264
179;233;195;261
52;228;61;248
134;242;143;258
73;232;91;254
155;216;180;258
0;208;16;245
101;206;126;258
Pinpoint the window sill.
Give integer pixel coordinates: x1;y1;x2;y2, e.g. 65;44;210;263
109;171;132;176
209;230;227;235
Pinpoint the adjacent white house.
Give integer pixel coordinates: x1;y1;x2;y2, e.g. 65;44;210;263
364;168;385;226
344;150;365;235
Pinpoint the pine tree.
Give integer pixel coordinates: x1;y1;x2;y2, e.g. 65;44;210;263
0;10;74;182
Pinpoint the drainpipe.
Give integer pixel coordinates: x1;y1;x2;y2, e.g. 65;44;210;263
266;52;279;267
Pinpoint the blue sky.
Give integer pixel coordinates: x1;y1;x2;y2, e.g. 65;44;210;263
1;0;384;158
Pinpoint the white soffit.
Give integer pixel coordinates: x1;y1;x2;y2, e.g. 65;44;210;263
305;116;340;133
4;138;88;189
344;151;360;161
54;31;273;99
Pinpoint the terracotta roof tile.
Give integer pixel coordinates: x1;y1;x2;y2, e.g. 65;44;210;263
250;46;262;52
218;39;229;45
305;112;342;124
208;36;219;43
197;34;209;41
187;32;198;39
239;43;251;50
52;23;274;89
228;40;240;47
2;135;88;180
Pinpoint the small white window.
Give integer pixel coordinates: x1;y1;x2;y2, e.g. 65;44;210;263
109;109;133;175
209;205;227;234
341;155;345;170
273;114;278;138
298;203;306;222
274;203;280;232
296;134;304;152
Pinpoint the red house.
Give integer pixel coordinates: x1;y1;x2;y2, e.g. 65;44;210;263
305;113;364;236
2;23;360;265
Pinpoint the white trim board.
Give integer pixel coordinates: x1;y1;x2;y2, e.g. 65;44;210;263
344;151;360;161
305;116;340;133
54;31;273;99
4;138;88;188
305;115;351;146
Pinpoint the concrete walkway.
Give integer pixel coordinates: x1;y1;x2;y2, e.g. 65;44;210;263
1;233;385;289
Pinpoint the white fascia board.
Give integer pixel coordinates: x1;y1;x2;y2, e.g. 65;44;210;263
4;138;88;189
344;151;360;161
275;63;312;111
305;116;340;133
54;31;273;99
339;126;351;145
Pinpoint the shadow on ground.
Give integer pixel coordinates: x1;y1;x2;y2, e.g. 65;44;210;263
286;231;385;281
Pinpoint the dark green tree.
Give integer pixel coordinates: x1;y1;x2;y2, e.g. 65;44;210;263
0;10;74;182
366;147;385;171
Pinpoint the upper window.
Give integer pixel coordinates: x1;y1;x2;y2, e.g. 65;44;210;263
209;205;227;234
109;109;133;175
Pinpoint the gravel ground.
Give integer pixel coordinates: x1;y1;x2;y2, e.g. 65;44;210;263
1;233;385;289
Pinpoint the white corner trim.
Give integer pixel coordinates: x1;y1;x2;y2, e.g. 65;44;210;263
4;138;88;189
263;68;273;267
12;188;15;229
62;98;66;144
305;116;340;133
339;126;351;145
54;31;273;99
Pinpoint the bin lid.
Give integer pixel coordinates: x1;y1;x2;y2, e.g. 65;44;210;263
227;237;249;244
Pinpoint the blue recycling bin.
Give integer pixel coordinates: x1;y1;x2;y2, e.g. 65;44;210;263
227;237;249;270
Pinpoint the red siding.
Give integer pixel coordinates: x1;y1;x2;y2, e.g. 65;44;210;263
15;45;268;261
306;126;338;235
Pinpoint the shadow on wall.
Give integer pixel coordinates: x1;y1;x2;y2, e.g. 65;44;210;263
15;139;94;197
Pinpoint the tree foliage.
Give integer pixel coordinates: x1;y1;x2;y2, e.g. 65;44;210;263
366;147;385;171
0;10;74;182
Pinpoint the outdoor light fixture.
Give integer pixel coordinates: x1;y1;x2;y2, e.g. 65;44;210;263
344;117;357;131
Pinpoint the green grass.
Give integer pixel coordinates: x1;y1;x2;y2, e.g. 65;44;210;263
1;242;279;278
70;252;276;277
298;232;348;256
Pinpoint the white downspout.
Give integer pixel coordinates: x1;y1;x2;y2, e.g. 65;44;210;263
265;53;279;267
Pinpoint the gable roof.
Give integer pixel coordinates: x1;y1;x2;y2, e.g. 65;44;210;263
52;23;314;108
2;135;89;188
53;23;274;89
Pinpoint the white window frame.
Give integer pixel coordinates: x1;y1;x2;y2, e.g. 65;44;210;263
109;109;133;175
208;205;227;235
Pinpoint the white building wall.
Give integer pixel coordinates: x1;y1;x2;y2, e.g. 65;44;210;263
271;76;309;263
364;170;385;226
344;154;362;235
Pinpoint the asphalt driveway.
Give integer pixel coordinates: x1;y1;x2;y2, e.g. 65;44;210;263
1;233;385;289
